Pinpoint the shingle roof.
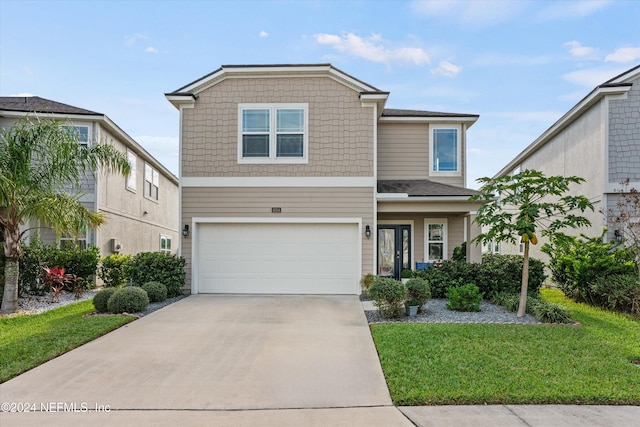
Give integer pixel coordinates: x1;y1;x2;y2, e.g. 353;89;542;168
377;179;480;197
0;96;102;116
381;108;479;118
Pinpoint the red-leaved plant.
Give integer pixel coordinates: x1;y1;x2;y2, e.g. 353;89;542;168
42;267;85;302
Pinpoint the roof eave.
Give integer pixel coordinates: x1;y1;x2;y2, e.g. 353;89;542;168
494;83;633;178
379;115;479;127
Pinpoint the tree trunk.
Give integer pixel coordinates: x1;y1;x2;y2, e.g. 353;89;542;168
517;241;530;317
1;226;22;314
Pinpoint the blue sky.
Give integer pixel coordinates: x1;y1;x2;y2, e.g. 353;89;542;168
1;0;639;187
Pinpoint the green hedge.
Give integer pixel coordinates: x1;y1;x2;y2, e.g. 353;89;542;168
124;252;186;298
416;254;546;299
98;254;131;287
18;237;100;295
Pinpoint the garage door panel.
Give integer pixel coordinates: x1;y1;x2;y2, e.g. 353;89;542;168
197;223;359;294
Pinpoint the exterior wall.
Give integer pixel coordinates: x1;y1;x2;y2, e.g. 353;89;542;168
97;125;179;257
377;212;467;264
609;75;640;182
181;77;374;177
500;101;607;260
377;122;465;187
181;186;375;291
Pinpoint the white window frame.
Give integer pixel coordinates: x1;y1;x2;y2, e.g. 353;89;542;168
429;124;461;177
237;103;309;164
424;218;448;262
126;150;137;192
160;235;172;254
144;163;159;201
59;231;88;250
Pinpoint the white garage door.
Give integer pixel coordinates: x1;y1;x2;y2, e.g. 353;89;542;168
196;222;360;294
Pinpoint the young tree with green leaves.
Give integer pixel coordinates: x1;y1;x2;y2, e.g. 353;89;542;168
469;169;593;317
0;116;131;314
605;179;640;278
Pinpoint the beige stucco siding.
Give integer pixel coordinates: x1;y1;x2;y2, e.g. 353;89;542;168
97;126;179;256
501;102;606;260
377;122;465;187
182;77;374;177
181;186;375;291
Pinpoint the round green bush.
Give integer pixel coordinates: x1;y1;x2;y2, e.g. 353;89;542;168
93;287;118;313
107;286;149;314
369;278;407;319
142;281;167;303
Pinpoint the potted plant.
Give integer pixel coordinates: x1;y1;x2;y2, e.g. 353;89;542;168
405;298;421;317
400;269;413;284
406;278;431;314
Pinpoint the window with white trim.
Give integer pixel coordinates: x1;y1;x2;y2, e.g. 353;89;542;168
238;103;308;164
59;232;88;250
160;235;172;254
126;150;137;191
424;219;448;261
429;124;461;176
144;163;159;201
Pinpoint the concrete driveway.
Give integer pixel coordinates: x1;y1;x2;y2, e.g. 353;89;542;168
1;295;413;426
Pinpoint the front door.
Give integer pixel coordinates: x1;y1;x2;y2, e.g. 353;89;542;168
377;225;411;279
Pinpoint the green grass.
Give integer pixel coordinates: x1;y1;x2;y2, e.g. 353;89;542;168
371;288;640;405
0;300;134;383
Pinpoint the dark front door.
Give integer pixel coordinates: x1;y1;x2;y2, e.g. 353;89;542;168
377;225;411;280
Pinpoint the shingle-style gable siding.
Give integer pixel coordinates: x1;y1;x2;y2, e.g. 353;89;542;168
182;77;373;177
609;76;640;182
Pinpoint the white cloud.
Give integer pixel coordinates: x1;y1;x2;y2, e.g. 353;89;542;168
8;92;35;97
563;41;598;59
145;46;159;54
563;66;629;87
538;0;612;21
315;32;430;65
260;30;268;38
125;33;147;46
605;46;640;63
411;0;527;28
431;61;462;77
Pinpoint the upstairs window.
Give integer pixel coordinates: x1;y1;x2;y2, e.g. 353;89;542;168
144;163;159;201
126;150;137;191
238;104;308;164
430;125;461;176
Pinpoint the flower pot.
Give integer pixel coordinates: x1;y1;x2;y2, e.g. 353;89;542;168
401;278;410;284
407;305;419;317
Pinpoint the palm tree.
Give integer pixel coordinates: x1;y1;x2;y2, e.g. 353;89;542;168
0;116;130;313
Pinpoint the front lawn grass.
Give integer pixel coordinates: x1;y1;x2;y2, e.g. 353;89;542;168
0;300;134;383
371;288;640;405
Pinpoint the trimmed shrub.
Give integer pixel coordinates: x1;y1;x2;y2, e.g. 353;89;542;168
107;286;149;314
142;281;167;303
446;283;483;312
18;237;100;295
401;269;414;279
589;274;640;315
93;287;118;313
369;277;407;319
360;273;376;297
528;299;572;323
406;278;431;310
124;252;186;298
98;254;131;287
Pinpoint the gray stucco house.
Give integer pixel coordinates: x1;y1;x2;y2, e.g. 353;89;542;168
166;64;483;295
0;96;179;257
493;64;640;259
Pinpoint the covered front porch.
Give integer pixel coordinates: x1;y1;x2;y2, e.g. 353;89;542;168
375;179;484;280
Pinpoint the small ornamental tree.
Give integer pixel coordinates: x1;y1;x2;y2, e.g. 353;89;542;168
605;179;640;278
469;169;593;317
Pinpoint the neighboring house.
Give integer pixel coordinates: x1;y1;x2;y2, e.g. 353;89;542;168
492;64;640;260
0;96;180;257
166;64;484;295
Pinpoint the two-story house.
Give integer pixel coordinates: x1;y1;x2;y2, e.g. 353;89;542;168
166;64;483;295
0;96;180;257
493;63;640;260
